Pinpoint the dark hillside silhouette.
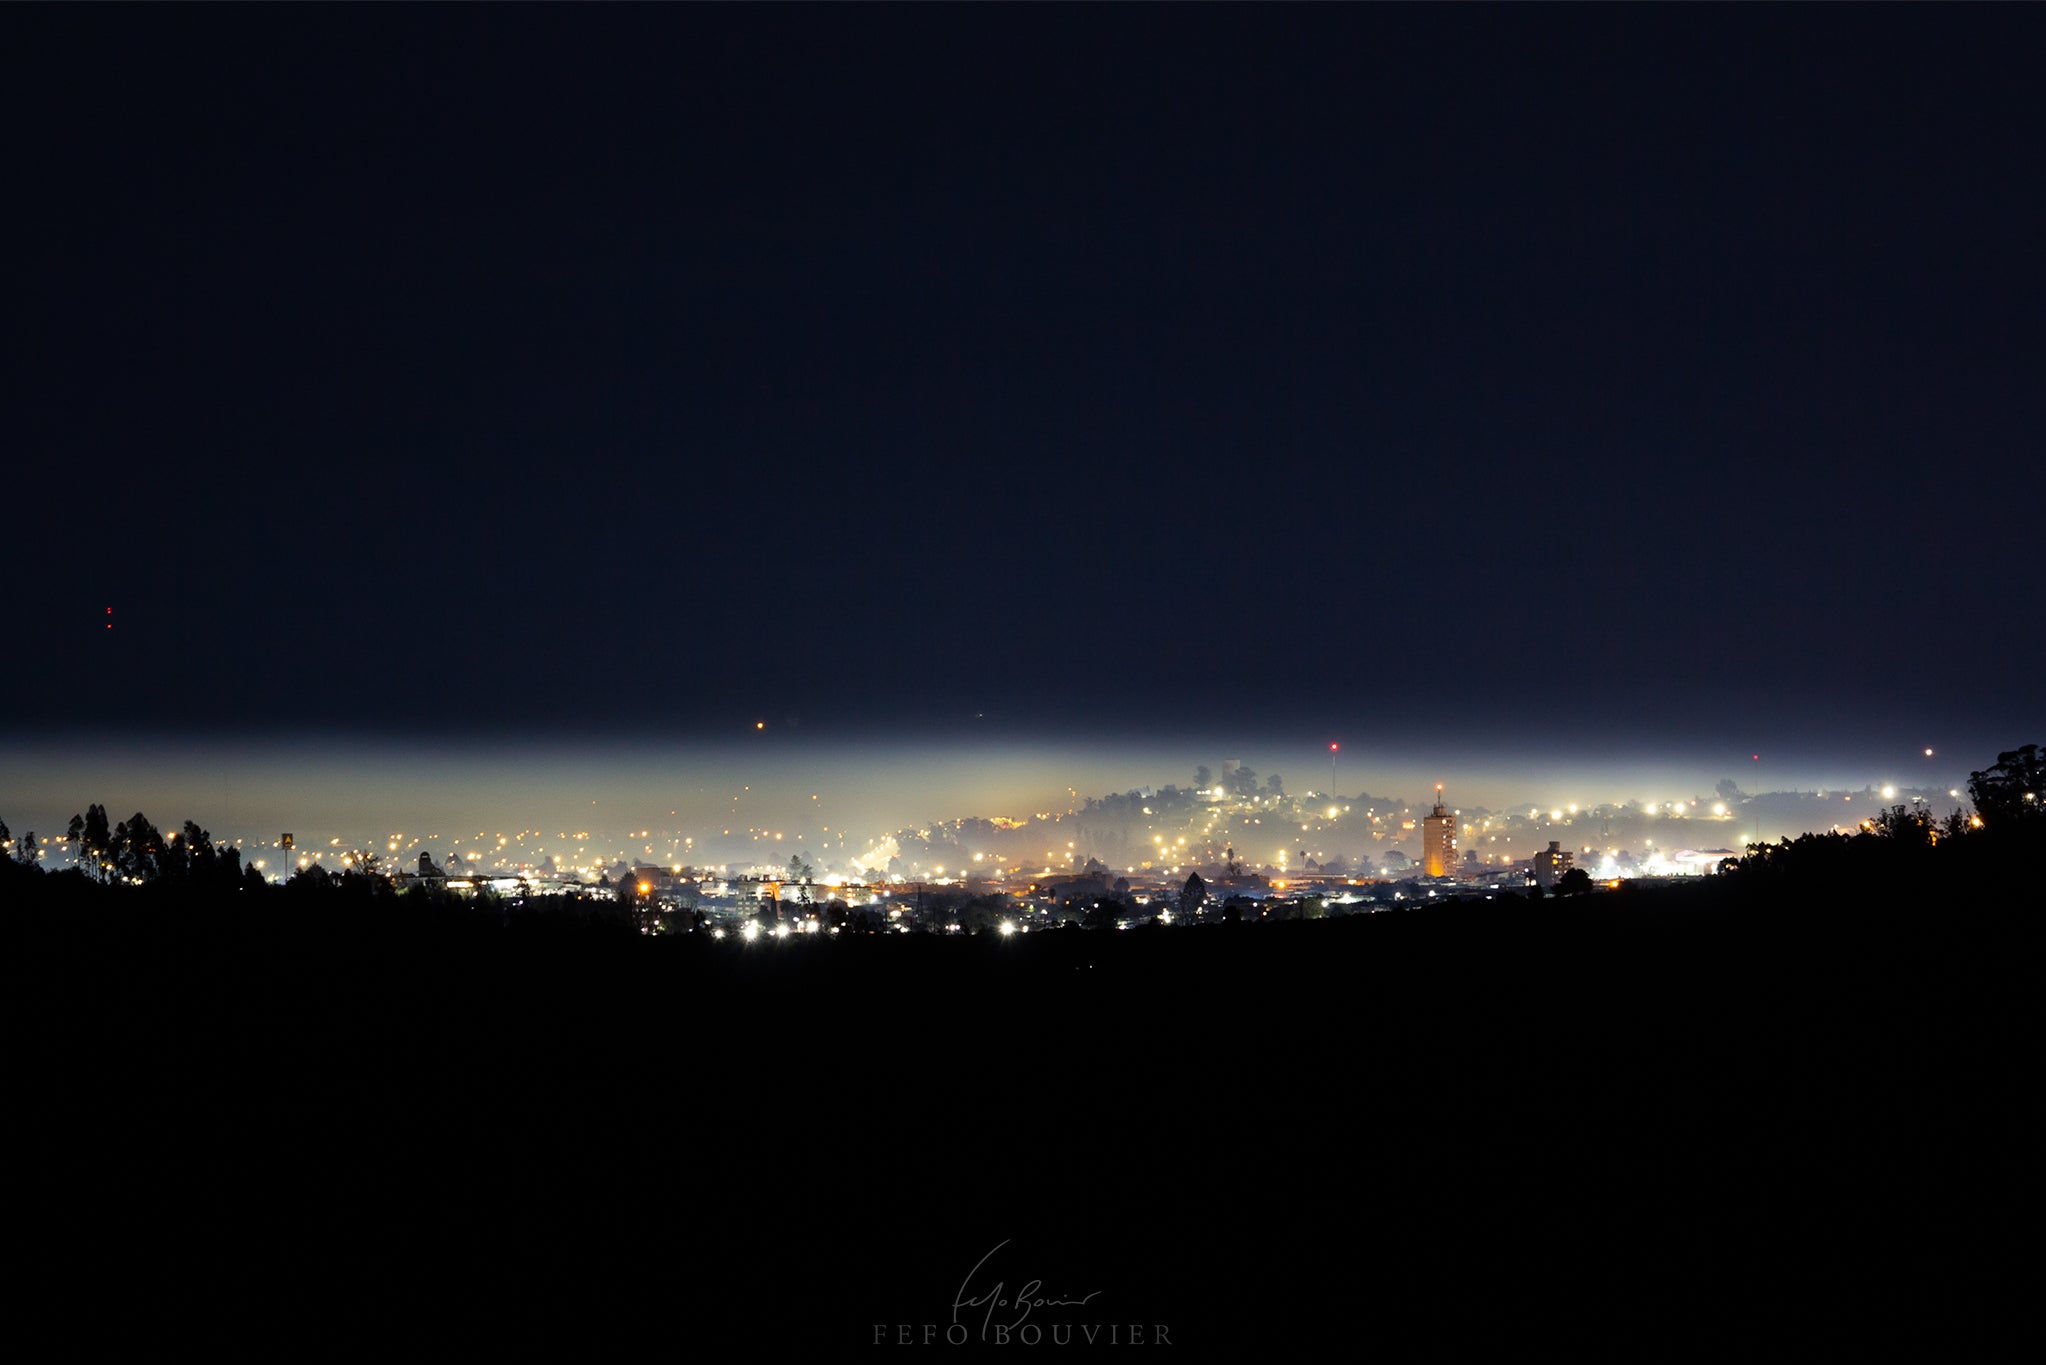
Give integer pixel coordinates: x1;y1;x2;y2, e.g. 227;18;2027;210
9;746;2037;1354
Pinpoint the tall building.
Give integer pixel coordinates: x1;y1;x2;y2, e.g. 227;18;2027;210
1531;841;1573;890
1422;785;1457;877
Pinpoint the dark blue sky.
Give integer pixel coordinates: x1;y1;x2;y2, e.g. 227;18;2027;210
5;5;2041;766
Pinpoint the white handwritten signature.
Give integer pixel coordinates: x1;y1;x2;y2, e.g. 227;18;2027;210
952;1239;1104;1338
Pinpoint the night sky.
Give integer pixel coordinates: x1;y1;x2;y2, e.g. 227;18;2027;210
5;6;2041;840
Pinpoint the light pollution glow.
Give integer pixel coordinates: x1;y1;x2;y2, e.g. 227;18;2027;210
0;729;1979;877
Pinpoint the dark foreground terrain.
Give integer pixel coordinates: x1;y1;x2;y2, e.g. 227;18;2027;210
11;850;2034;1358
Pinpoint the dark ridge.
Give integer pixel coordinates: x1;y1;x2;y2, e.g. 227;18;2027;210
9;822;2036;1354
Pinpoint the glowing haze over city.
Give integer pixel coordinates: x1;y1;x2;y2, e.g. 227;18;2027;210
5;5;2039;885
0;725;1997;886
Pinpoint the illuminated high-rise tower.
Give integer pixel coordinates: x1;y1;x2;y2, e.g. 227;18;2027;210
1422;784;1457;878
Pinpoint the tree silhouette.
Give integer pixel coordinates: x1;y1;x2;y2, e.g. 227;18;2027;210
288;863;333;892
1177;871;1207;920
1869;804;1937;845
6;823;39;868
110;812;165;882
616;874;655;933
957;895;1004;934
67;805;113;881
172;821;226;883
1967;744;2042;832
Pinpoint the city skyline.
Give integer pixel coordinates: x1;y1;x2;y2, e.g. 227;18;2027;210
1;726;1995;881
